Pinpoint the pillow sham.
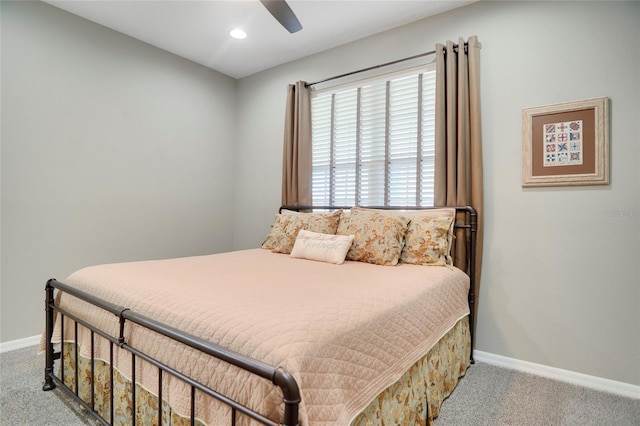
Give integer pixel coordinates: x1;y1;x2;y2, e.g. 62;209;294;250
353;207;456;265
290;230;355;265
262;210;342;254
337;208;409;266
400;215;455;265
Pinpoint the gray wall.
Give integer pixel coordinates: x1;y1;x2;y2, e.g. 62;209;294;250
233;1;639;386
1;0;638;388
1;1;237;342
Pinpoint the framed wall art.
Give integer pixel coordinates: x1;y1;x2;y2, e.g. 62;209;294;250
522;97;609;187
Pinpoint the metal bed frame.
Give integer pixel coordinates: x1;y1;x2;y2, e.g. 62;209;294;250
43;205;477;426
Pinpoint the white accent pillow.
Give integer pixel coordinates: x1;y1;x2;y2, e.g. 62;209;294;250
290;230;355;265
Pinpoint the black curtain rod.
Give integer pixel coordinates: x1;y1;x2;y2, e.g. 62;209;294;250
305;42;467;88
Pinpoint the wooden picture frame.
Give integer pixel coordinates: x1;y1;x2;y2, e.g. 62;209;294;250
522;97;609;187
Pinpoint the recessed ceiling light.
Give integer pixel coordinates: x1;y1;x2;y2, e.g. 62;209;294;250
229;29;247;40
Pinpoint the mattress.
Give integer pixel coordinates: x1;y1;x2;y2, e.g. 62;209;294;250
50;248;470;425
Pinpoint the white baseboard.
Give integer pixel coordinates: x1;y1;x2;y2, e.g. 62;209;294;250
0;335;41;353
474;350;640;400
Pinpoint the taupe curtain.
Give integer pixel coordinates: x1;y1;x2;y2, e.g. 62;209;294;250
434;36;484;317
281;81;312;206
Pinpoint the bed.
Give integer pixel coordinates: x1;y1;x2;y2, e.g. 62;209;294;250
42;205;478;426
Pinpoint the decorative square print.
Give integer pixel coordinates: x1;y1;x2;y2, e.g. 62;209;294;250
523;96;609;187
543;120;583;167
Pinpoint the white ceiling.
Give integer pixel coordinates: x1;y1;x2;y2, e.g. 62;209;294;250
43;0;475;79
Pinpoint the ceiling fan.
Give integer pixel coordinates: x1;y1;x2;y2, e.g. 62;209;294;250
259;0;303;33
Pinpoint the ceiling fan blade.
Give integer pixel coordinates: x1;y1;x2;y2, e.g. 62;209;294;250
260;0;303;33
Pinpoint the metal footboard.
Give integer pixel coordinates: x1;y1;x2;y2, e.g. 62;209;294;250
42;278;301;426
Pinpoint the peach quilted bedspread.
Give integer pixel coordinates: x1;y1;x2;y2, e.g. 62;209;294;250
50;249;470;425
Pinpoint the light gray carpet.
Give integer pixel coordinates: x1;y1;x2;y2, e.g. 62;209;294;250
432;362;639;425
1;345;638;425
0;346;96;425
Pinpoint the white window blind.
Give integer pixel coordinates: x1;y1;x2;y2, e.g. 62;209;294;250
311;65;436;207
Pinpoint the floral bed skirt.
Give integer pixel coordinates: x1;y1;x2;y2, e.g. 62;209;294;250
59;316;470;425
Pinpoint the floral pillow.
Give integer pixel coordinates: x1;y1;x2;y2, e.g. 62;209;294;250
337;208;409;266
353;207;456;265
400;215;455;265
262;210;342;254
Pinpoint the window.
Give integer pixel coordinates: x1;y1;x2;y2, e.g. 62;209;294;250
311;64;436;207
